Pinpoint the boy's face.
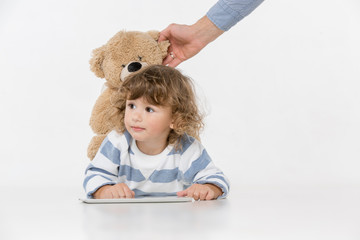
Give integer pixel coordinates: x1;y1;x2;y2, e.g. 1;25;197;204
124;97;173;148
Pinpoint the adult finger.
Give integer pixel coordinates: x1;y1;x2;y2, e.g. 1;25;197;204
158;24;173;42
158;32;168;42
167;58;182;68
163;52;183;67
162;54;173;66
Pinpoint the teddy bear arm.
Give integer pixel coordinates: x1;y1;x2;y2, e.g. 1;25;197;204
89;88;119;134
87;135;107;160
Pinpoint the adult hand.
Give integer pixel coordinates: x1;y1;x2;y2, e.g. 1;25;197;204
159;16;224;67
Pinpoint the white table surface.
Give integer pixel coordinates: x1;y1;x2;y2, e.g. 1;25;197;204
1;185;359;240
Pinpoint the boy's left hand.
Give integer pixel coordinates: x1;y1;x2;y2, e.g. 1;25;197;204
177;183;222;200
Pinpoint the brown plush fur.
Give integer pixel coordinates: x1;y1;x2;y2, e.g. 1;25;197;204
87;31;170;159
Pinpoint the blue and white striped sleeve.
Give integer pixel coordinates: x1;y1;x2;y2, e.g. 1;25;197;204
181;139;230;199
83;134;122;198
207;0;264;31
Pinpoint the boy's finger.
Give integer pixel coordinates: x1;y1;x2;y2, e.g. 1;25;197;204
206;191;215;200
107;190;115;199
187;188;197;199
123;187;134;198
109;188;119;198
199;190;208;200
176;190;187;197
112;189;120;198
114;185;126;198
192;191;200;201
187;189;194;196
104;188;113;199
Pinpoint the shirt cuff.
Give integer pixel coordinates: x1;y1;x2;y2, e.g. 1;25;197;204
206;0;245;31
206;0;264;31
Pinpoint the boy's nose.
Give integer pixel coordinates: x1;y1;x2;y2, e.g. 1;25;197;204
132;112;142;122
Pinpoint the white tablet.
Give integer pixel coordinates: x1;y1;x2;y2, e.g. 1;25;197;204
80;196;193;204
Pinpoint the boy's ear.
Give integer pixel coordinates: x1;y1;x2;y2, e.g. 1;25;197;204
89;45;106;78
170;119;174;129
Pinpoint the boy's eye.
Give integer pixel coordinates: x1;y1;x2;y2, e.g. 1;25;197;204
145;107;154;113
128;103;136;109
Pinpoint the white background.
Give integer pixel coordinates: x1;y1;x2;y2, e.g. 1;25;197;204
0;0;359;191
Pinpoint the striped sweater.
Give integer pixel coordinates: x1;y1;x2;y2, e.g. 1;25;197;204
83;130;230;199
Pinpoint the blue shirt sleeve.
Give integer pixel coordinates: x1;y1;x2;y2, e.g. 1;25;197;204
206;0;264;31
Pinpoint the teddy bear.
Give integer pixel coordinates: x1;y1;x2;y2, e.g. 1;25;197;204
87;30;170;159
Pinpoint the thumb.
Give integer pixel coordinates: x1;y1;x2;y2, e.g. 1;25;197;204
158;33;167;42
158;26;171;42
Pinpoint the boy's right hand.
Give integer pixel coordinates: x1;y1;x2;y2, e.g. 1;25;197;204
93;183;135;199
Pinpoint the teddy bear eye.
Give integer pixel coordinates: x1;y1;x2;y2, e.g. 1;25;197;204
138;56;143;61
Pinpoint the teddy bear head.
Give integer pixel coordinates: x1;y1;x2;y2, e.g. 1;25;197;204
89;30;170;88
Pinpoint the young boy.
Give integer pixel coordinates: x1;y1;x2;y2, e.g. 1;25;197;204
83;65;229;200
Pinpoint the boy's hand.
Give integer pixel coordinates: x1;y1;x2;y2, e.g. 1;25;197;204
177;183;223;201
93;183;135;199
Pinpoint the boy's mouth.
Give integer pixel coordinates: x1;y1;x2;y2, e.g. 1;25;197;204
131;126;145;132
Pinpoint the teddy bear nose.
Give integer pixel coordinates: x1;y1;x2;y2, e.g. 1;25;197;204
128;62;142;72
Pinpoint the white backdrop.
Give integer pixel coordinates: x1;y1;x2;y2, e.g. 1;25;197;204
0;0;359;190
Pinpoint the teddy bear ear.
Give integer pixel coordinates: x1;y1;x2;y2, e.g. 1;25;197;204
147;30;160;41
158;40;170;59
147;30;170;59
89;45;106;78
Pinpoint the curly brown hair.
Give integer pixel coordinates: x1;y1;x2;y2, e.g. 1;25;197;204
111;65;204;150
